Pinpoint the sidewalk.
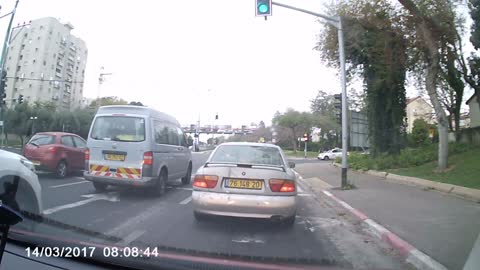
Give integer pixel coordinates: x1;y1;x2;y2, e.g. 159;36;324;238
295;162;480;270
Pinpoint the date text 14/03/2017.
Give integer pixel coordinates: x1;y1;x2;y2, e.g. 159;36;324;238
25;246;161;258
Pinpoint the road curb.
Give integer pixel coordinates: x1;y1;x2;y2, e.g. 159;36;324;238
331;163;480;202
321;190;448;270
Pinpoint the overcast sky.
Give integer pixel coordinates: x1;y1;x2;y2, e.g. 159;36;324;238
0;0;474;127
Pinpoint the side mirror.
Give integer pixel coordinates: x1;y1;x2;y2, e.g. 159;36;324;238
288;161;295;168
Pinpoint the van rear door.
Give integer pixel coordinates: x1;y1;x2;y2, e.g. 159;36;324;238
88;115;147;178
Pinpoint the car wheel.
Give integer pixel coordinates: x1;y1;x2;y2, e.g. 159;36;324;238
154;170;167;196
194;211;207;222
55;160;68;178
181;163;192;185
93;182;108;192
323;156;330;161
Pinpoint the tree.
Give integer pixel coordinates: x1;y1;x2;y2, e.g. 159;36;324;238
129;101;144;106
316;0;407;156
310;90;335;117
273;109;313;152
89;96;128;107
410;119;430;146
4;104;31;146
398;0;455;170
259;121;266;129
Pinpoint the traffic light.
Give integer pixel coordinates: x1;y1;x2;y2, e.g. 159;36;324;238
334;94;342;124
18;94;24;104
215;113;218;120
0;70;6;93
303;133;309;142
1;92;6;105
255;0;272;16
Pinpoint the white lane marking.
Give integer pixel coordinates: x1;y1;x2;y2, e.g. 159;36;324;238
323;190;333;197
232;234;265;244
50;181;89;188
174;187;193;191
73;176;85;180
43;193;119;215
116;230;146;246
179;196;192;205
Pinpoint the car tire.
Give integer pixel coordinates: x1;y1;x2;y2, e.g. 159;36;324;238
93;182;108;192
323;156;330;161
154;170;167;196
194;211;207;222
55;160;68;178
181;163;192;185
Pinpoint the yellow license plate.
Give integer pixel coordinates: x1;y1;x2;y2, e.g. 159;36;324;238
225;179;263;190
105;154;125;161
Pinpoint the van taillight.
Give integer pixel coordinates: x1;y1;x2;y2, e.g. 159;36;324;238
85;148;90;160
143;151;153;165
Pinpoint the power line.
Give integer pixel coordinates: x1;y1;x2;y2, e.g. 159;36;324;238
5;76;84;84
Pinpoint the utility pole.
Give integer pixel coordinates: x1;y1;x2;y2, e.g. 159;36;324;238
271;1;349;188
0;0;20;148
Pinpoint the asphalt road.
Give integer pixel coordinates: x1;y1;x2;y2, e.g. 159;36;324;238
11;151;411;269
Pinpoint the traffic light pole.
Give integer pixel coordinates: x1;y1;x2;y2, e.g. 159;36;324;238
0;0;21;148
271;1;349;188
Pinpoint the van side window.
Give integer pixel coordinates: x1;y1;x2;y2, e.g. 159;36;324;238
154;121;169;145
177;127;187;147
167;125;179;145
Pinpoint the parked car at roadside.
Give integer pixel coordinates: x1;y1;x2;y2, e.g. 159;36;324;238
23;132;87;178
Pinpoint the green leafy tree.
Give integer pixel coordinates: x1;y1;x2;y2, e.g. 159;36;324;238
273;109;313;152
4;104;31;146
316;0;407;156
410;119;430;147
90;96;128;107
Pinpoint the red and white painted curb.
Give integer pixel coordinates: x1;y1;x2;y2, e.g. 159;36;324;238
321;190;448;270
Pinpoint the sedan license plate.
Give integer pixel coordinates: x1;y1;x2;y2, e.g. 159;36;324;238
105;154;125;161
225;179;263;190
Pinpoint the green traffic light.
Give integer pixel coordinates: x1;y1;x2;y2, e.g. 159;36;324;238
258;3;269;13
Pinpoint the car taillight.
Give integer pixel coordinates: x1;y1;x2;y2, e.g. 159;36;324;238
47;146;58;153
269;179;296;192
143;151;153;165
85;148;90;160
193;175;218;188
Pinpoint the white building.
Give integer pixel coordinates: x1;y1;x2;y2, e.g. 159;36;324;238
4;17;88;110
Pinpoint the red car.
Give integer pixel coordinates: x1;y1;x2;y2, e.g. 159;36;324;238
23;132;87;178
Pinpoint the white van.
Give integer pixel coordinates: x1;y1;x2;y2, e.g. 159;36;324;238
84;105;192;195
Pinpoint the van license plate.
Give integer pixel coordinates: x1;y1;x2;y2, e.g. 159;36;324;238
105;154;125;161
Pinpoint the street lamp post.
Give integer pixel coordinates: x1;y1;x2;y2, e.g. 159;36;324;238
96;66;113;108
271;1;349;188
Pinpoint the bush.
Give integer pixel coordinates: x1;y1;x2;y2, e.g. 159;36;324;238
410;119;430;147
346;143;470;171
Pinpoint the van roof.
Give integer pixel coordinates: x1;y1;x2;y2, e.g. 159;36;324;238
97;105;180;125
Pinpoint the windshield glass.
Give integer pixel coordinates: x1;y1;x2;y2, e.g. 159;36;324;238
90;116;145;142
1;1;478;270
28;134;55;146
210;145;284;166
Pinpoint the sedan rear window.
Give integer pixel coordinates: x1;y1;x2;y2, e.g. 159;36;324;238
28;134;55;146
90;116;145;142
210;145;284;166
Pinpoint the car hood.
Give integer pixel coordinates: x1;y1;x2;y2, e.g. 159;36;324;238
0;149;24;161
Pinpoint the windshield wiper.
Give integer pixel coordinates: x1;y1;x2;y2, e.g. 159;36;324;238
28;142;39;147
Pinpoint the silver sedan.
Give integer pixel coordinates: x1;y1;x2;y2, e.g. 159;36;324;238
192;142;297;225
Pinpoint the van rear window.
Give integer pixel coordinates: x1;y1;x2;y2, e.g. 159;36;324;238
90;116;145;142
